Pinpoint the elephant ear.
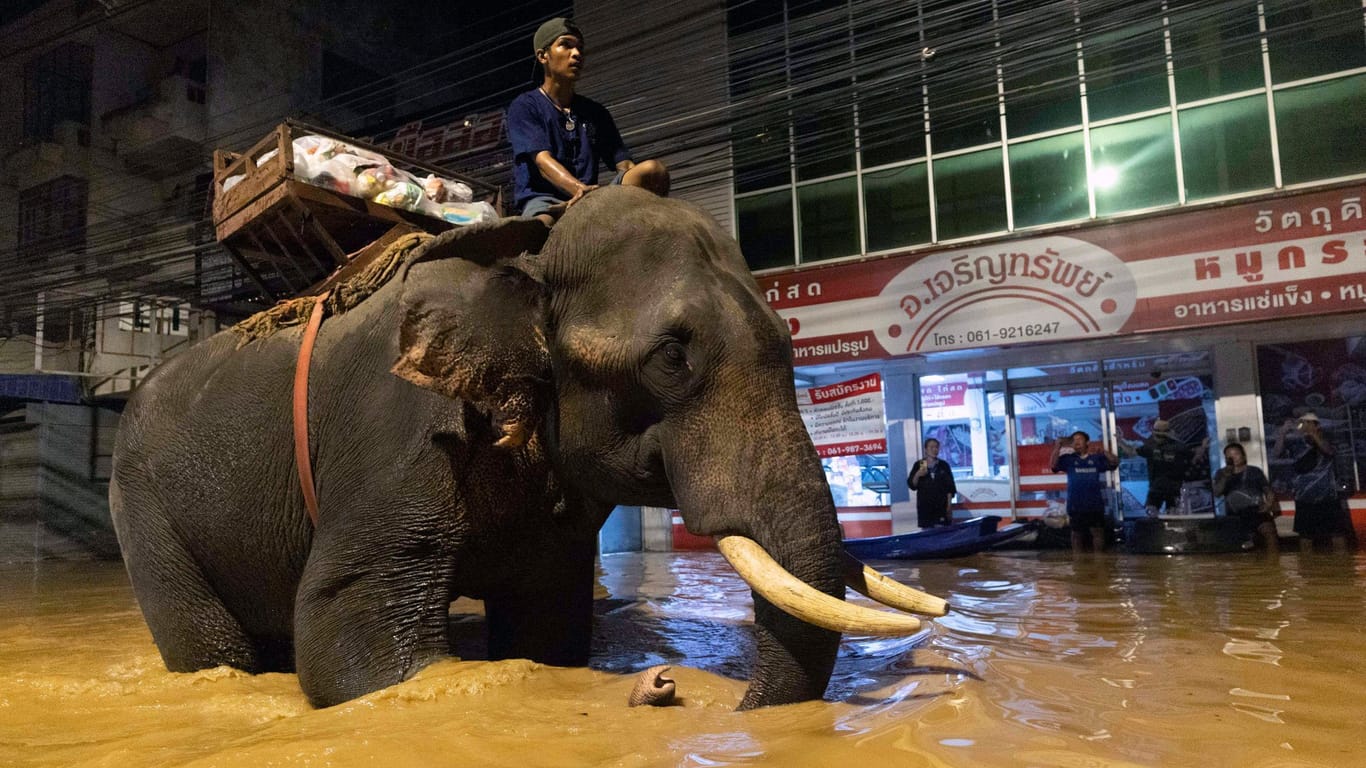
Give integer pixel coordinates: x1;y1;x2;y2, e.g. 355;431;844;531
392;250;551;449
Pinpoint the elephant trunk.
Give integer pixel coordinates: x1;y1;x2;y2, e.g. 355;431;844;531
737;541;843;709
668;399;849;708
669;381;935;707
742;428;845;710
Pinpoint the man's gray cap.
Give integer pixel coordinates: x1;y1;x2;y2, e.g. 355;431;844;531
535;17;583;52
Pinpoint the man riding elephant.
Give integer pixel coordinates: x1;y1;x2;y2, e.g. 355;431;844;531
110;186;942;710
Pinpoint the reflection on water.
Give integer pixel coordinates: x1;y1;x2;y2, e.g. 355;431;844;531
3;551;1365;767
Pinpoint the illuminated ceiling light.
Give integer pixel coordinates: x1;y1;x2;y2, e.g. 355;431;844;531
1091;165;1120;189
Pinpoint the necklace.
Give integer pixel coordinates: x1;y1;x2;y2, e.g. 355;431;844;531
539;87;576;131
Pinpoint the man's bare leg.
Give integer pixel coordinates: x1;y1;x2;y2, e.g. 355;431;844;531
1257;521;1280;554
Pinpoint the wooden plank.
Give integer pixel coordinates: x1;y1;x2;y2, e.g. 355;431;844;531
262;213;322;285
212;125;290;228
219;240;281;302
301;221;418;296
278;198;333;273
290;189;351;265
215;183;291;243
245;227;301;295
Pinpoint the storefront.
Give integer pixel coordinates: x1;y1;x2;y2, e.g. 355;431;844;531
673;182;1366;547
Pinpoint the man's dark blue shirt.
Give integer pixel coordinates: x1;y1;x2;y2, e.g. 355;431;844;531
506;89;631;212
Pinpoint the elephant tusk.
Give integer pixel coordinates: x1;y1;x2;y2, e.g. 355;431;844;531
841;552;949;617
716;536;922;636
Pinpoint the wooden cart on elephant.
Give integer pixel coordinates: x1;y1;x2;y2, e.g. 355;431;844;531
211;119;503;307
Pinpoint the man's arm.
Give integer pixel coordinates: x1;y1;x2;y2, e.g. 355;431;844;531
533;151;596;205
1271;418;1294;457
1211;466;1232;496
1104;446;1120;470
1049;439;1064;472
944;465;956;514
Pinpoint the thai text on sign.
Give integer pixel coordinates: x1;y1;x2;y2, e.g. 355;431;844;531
796;373;888;457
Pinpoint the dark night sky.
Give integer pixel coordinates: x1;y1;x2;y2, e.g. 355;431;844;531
0;0;53;27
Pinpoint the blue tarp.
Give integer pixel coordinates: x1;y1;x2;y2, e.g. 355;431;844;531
0;374;84;404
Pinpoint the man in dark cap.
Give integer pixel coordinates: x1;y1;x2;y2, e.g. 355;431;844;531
506;17;670;225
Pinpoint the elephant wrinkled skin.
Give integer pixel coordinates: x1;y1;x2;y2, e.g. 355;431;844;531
110;186;932;710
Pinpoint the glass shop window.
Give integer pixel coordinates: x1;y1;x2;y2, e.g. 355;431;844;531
1169;0;1264;102
1090;114;1178;216
798;177;860;263
1274;73;1366;185
999;0;1081;137
794;99;856;181
789;1;855;181
1081;12;1168;121
736;190;796;270
822;454;891;508
1256;337;1365;498
922;0;999;153
863;163;931;253
919;372;1010;508
851;0;926;169
1178;96;1274;200
933;148;1007;241
728;48;791;194
1264;0;1366;85
1009;131;1088;228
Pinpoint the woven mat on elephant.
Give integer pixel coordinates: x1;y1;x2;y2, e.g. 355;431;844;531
231;230;436;344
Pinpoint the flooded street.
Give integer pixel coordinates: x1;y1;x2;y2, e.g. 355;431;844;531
3;550;1364;767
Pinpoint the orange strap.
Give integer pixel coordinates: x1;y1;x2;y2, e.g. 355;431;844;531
293;292;330;527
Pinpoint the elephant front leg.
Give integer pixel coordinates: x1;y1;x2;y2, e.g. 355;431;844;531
484;539;595;666
293;549;455;708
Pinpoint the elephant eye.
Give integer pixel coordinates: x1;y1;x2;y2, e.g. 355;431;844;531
662;341;687;365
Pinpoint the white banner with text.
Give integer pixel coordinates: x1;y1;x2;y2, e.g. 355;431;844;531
796;373;888;457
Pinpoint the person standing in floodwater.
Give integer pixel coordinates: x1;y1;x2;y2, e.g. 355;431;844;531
1273;412;1351;550
908;437;956;528
1051;431;1119;553
1134;419;1194;516
1212;442;1279;553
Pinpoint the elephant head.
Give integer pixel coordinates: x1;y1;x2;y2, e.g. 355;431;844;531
394;186;943;708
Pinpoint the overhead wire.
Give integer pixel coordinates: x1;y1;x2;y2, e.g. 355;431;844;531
0;0;1322;274
2;0;1362;336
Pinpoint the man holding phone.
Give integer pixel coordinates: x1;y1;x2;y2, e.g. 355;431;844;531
1274;412;1350;550
1051;431;1120;553
908;437;956;528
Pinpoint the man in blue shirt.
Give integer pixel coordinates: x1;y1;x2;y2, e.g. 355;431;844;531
507;18;670;225
1051;430;1119;553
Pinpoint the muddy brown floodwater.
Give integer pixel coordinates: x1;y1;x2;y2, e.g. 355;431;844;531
2;550;1364;767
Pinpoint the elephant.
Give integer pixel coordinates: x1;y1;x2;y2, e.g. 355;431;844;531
109;185;945;710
